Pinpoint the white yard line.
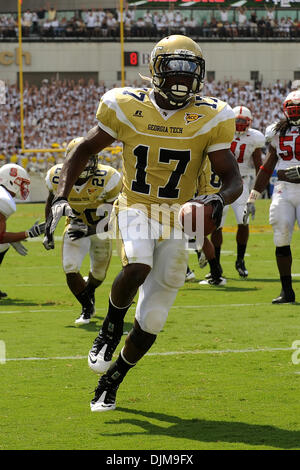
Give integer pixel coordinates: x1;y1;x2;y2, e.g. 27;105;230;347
4;346;293;363
0;302;273;315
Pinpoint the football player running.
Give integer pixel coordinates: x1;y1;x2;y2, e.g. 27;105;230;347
0;163;45;298
44;36;242;411
243;90;300;303
208;106;265;279
44;137;122;324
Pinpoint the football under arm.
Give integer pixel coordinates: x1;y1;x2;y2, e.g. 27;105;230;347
208;148;243;205
55;125;116;200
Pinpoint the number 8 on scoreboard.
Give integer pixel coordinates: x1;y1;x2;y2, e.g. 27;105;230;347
124;51;139;66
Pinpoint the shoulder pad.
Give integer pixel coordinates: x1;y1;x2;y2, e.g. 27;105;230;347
0;186;16;218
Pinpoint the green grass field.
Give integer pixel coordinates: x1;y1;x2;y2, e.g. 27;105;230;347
0;200;300;450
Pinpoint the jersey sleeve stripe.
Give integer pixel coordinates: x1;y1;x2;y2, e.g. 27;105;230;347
97;121;118;139
207;142;232;153
194;103;235;137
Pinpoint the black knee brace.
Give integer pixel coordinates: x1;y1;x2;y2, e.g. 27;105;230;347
276;246;291;257
129;325;156;352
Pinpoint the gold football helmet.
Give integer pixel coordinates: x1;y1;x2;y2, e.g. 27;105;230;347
66;137;98;179
149;35;205;107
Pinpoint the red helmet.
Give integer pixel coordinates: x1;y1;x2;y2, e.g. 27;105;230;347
283;90;300;125
233;106;253;135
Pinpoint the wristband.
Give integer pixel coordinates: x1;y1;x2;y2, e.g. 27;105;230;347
259;165;273;176
247;189;261;203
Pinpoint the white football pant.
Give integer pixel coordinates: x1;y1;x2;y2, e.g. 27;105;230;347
116;208;188;335
62;229;112;281
269;181;300;247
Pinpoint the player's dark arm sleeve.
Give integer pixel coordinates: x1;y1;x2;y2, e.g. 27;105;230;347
208;148;243;205
56;125;116;199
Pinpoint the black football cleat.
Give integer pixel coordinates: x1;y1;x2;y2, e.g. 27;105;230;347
90;374;119;412
272;290;295;304
235;259;248;278
199;276;226;286
75;303;95;325
88;325;123;374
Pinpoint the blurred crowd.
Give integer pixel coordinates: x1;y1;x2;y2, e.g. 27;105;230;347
0;77;296;176
0;4;299;39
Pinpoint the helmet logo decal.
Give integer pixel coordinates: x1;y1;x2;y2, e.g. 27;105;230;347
10;168;17;177
184;113;204;125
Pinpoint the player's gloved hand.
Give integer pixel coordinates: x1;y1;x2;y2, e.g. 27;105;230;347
44;197;73;250
242;202;255;225
197;250;208;269
26;220;46;238
10;241;28;256
196;193;225;229
285;165;300;181
242;189;261;225
67;220;96;241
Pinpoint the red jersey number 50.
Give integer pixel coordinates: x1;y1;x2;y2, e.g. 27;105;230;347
278;135;300;161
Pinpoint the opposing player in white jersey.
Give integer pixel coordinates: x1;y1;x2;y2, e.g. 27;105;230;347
0;164;45;298
208;106;265;279
244;90;300;303
44;35;242;411
44;137;122;324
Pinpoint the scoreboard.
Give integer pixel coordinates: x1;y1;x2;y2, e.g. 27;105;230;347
124;51;139;66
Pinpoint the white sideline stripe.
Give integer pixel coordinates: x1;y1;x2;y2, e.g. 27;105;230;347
0;303;272;314
5;346;293;363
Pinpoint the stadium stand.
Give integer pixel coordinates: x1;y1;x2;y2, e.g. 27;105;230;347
0;77;294;176
0;4;299;40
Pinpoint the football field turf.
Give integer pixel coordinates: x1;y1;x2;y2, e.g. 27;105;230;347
0;200;300;450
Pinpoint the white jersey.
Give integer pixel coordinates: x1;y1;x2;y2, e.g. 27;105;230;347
230;128;265;176
265;123;300;171
0;185;16;219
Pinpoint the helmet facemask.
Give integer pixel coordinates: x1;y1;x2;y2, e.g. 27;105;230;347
235;117;252;135
152;52;205;107
78;155;98;180
283;95;300;126
65;137;98;182
14;176;30;200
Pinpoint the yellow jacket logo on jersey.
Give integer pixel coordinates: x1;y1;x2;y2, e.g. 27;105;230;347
184;113;203;125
